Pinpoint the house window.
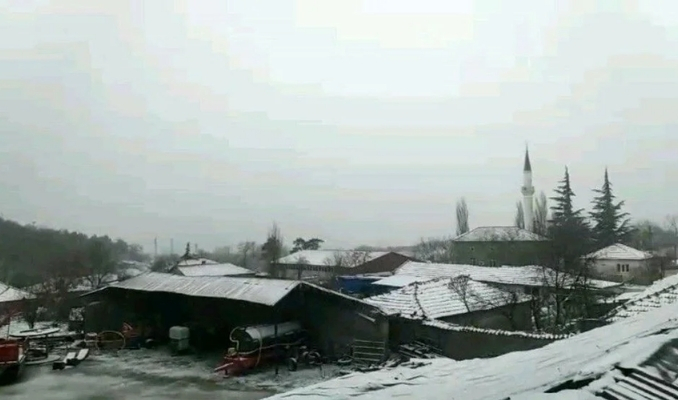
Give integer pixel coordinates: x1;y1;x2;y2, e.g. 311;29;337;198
625;264;630;272
617;263;621;272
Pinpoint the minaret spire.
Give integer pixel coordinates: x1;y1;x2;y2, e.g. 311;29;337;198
523;145;532;172
521;145;535;232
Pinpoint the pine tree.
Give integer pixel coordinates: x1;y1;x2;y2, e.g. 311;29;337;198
548;167;592;270
589;169;631;247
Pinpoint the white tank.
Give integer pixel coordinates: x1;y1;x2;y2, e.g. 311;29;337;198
169;326;190;341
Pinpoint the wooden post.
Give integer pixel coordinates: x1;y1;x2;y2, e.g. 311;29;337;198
274;322;279;376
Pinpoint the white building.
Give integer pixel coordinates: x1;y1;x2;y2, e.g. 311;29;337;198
588;243;653;281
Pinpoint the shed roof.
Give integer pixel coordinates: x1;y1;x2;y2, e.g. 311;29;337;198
588;243;652;261
606;273;678;322
86;272;301;306
364;276;529;320
453;226;547;242
176;263;253;277
0;282;31;304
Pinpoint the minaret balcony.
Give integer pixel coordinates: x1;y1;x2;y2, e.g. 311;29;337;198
521;186;535;196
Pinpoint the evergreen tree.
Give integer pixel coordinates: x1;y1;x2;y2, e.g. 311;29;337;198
548;167;592;271
589;169;631;247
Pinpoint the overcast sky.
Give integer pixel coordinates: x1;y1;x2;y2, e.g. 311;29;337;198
1;0;677;252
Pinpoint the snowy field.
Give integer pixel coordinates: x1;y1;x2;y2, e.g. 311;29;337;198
0;348;341;400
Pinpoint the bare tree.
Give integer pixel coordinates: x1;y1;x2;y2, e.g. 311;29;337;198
412;237;454;263
456;198;470;236
665;215;678;259
261;223;284;278
533;191;548;236
447;275;524;330
515;201;525;229
323;250;371;281
83;240;120;289
151;254;180;272
237;241;258;268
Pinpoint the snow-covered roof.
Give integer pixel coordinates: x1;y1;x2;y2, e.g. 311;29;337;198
86;272;301;306
422;319;572;340
0;282;31;304
606;273;678;322
275;250;388;267
363;276;530;320
588;243;652;261
176;258;220;267
372;274;430;288
267;296;678;400
453;226;547;242
176;263;253;277
392;261;620;290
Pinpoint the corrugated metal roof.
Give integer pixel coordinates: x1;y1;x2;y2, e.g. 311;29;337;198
90;272;301;306
177;263;253;277
598;367;678;400
0;282;31;304
453;226;547;242
588;243;653;261
607;274;678;322
276;250;387;267
364;276;530;320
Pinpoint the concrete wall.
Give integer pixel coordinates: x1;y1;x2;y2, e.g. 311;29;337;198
452;241;550;266
441;302;534;331
391;319;555;360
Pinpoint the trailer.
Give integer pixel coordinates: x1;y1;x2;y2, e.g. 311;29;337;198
214;321;306;376
0;338;26;384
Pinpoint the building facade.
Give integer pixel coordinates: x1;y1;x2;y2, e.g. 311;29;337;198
452;226;549;266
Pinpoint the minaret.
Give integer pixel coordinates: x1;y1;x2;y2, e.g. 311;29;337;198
521;147;535;232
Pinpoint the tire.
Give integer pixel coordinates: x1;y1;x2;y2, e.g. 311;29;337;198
287;357;298;372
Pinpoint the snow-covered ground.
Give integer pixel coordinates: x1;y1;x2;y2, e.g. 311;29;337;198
265;300;678;399
1;320;340;399
0;348;339;400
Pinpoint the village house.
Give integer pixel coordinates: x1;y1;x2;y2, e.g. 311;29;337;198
364;275;533;330
451;226;549;266
374;261;623;296
587;243;655;282
274;250;414;282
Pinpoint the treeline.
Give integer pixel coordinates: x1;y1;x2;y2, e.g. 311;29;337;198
0;218;148;287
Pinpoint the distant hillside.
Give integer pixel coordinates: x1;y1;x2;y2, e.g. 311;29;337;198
0;217;147;287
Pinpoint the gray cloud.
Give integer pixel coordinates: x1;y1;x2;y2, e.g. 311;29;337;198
1;0;677;251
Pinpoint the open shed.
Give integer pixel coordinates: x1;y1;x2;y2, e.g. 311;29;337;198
82;272;388;358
